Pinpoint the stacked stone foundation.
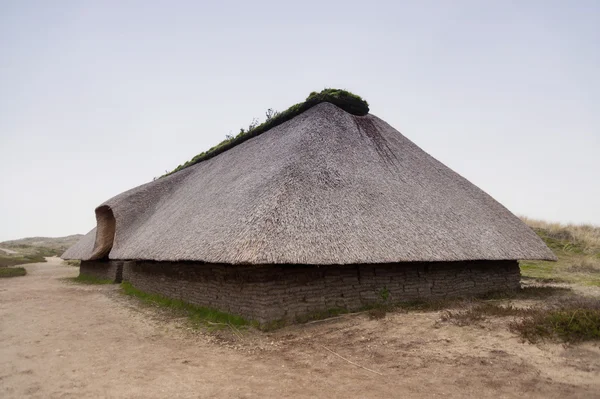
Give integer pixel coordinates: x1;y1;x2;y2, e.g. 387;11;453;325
79;260;124;283
120;260;520;324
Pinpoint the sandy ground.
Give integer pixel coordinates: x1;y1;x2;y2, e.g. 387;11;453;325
1;258;599;398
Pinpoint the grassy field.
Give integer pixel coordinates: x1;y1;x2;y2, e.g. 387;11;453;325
520;217;600;286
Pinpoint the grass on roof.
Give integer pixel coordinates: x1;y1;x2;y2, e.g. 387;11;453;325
163;88;369;177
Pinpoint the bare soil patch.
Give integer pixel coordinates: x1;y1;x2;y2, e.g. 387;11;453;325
1;258;598;398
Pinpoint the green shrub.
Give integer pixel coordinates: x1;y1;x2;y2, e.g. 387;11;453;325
304;88;369;115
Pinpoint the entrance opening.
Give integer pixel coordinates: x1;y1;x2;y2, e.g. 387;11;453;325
91;205;116;260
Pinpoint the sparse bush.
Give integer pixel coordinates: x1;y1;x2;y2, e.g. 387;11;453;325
436;294;600;343
246;117;259;132
510;298;600;343
265;108;278;121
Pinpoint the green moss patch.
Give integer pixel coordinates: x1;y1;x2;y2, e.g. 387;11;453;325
164;88;369;177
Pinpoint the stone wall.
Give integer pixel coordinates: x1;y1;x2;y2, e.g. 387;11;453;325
122;260;520;324
80;260;124;283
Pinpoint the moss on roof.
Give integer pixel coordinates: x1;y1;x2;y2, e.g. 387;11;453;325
163;88;369;177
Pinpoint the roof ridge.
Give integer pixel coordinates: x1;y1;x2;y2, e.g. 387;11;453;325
162;88;369;177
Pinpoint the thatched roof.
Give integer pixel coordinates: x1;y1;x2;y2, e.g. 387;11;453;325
63;102;556;263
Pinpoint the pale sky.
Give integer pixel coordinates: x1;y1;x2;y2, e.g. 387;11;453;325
0;0;598;242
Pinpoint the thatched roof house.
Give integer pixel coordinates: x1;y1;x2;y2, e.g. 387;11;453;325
64;89;555;324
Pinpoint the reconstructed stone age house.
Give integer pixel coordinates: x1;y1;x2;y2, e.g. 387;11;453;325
63;90;556;325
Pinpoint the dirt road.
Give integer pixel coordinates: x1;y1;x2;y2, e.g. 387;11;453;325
1;258;599;398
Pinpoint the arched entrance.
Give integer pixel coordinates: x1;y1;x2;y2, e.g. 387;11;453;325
91;205;116;260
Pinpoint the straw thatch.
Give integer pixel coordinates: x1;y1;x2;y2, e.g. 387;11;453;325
63;102;556;263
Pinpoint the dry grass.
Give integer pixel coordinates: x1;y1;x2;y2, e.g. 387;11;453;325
509;297;600;343
439;296;600;343
440;303;529;326
521;216;600;254
520;217;600;286
0;235;82;268
568;258;600;274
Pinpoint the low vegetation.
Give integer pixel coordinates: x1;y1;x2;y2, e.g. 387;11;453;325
512;299;600;343
520;217;600;286
271;286;572;329
440;303;529;326
307;285;599;344
163;88;369;177
0;246;62;267
440;297;600;343
121;282;249;328
522;217;600;252
0;267;27;278
0;235;82;268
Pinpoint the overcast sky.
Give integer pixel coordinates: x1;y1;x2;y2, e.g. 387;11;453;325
0;0;598;241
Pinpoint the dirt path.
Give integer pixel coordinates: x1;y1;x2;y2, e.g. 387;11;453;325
1;258;599;398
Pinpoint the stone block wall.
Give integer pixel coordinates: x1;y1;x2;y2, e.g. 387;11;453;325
121;260;520;324
80;260;124;283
